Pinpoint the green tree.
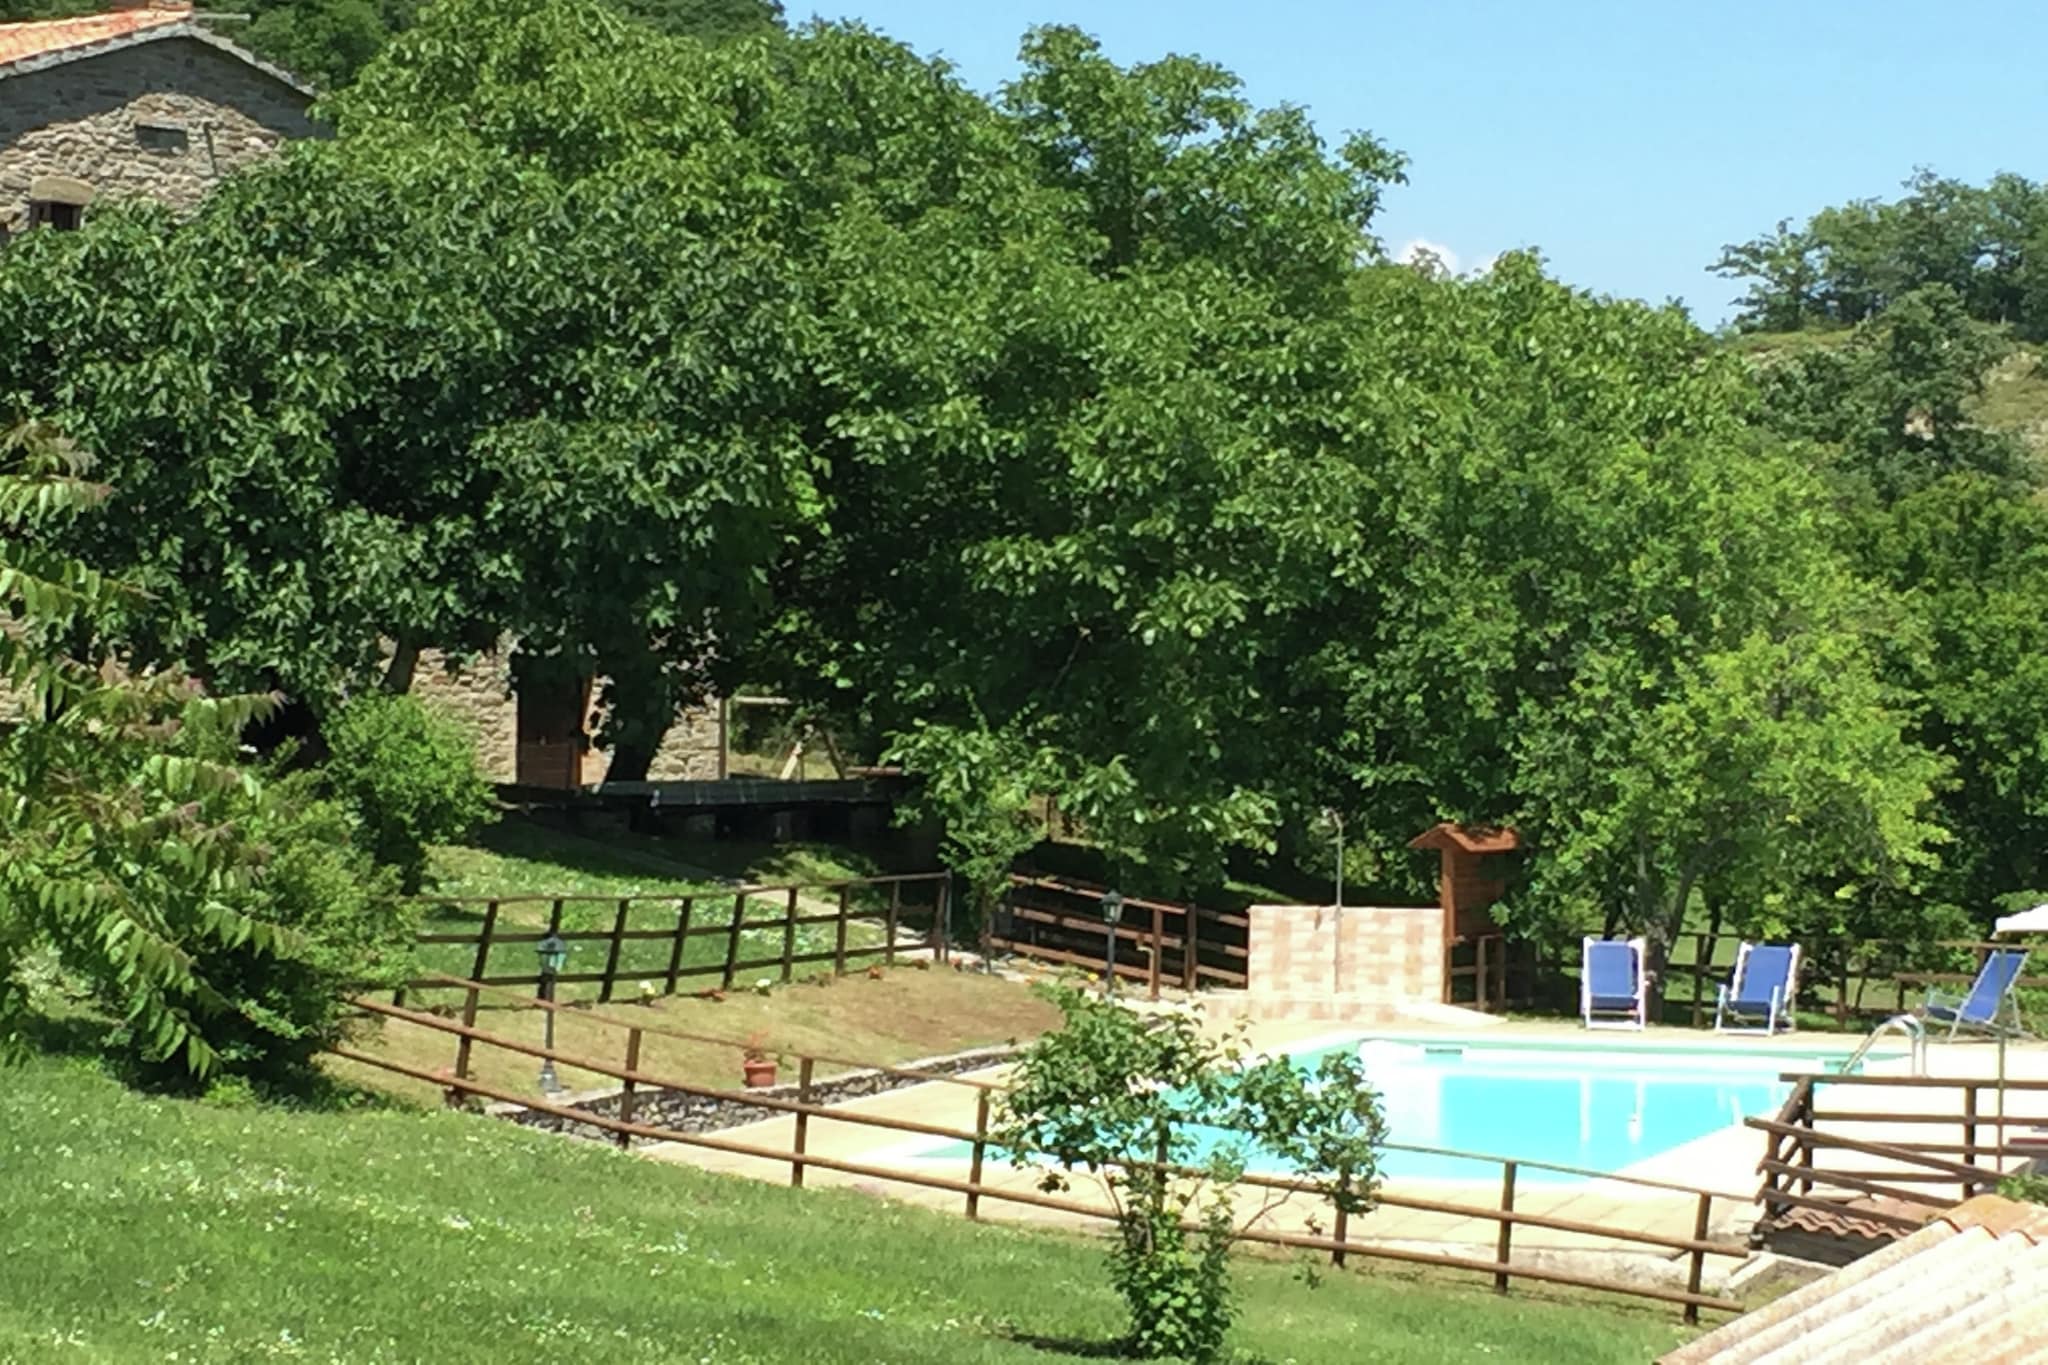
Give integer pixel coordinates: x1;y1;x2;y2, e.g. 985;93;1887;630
0;423;411;1084
323;692;493;893
999;985;1383;1363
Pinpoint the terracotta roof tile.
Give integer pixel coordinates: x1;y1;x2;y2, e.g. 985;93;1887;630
1664;1196;2048;1364
0;6;193;69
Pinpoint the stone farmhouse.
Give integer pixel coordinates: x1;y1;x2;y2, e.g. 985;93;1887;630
0;1;315;232
0;3;724;787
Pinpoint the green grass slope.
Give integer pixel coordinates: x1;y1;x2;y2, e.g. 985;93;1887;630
0;1056;1696;1363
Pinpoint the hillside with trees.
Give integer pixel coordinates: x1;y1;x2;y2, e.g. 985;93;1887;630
1;0;2043;1026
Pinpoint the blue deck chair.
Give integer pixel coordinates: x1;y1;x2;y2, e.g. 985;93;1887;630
1713;942;1802;1035
1922;948;2030;1039
1581;937;1648;1030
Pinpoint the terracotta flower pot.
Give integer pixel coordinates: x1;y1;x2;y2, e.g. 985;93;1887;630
742;1058;777;1089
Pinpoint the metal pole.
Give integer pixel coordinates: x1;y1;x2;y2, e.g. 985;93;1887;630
538;964;561;1095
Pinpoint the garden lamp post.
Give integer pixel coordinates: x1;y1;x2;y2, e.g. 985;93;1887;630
536;931;568;1095
1100;890;1124;996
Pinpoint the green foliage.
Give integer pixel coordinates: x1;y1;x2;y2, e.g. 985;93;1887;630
1747;284;2024;500
322;691;493;893
1998;1171;2048;1206
999;984;1384;1362
0;423;410;1085
1715;169;2048;337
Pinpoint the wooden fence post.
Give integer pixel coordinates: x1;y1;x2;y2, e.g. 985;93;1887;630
933;878;951;964
601;898;631;1003
723;893;747;989
1684;1193;1711;1325
781;887;800;983
834;887;850;975
452;984;481;1084
1690;934;1707;1029
1183;907;1200;991
471;901;500;984
791;1056;814;1188
617;1028;643;1150
1476;936;1490;1014
1964;1086;1980;1169
1836;953;1851;1028
885;882;901;966
666;898;693;994
1149;901;1164;1001
1495;1161;1517;1293
967;1091;991;1220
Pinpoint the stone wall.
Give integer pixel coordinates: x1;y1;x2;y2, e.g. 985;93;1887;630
0;36;317;231
404;641;723;787
411;645;520;784
1236;903;1445;1024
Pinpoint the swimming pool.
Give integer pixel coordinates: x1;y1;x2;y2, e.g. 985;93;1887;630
906;1035;1883;1185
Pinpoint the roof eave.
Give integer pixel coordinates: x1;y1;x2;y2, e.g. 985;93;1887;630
0;22;316;99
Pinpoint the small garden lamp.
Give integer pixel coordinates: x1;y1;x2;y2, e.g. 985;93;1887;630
1099;890;1124;996
536;931;568;1095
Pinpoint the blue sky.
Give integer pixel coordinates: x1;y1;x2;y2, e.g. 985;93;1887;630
808;1;2046;327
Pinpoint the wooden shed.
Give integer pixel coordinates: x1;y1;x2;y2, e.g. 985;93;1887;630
1408;822;1525;1009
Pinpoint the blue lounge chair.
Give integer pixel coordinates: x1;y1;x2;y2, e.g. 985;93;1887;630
1922;948;2029;1039
1714;942;1802;1035
1582;937;1647;1030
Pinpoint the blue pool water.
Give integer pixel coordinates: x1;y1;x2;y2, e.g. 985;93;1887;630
913;1037;1874;1185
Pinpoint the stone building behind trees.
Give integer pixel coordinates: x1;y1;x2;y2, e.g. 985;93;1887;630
0;4;724;788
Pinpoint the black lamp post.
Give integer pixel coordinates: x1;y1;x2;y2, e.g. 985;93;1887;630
536;931;567;1095
1099;890;1124;996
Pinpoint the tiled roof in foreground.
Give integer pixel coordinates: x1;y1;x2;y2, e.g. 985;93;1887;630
1664;1195;2048;1364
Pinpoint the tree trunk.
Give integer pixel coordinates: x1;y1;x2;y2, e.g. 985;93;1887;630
382;637;420;694
605;738;655;785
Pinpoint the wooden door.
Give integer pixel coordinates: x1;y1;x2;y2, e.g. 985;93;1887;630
515;675;591;789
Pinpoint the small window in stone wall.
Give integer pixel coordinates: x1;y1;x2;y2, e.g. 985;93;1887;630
135;121;189;155
26;200;82;231
25;175;92;232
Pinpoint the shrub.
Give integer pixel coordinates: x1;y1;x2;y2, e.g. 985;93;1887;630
1999;1172;2048;1205
0;422;420;1088
323;691;494;892
997;984;1385;1363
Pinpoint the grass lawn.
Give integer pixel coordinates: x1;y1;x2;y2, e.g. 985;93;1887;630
330;965;1064;1102
0;1054;1702;1363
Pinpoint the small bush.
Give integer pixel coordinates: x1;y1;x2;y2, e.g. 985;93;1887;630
104;771;418;1092
324;691;494;892
1999;1171;2048;1205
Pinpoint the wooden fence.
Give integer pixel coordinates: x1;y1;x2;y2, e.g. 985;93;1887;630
991;874;1249;1000
337;982;1746;1322
403;872;951;1002
1751;1070;2048;1237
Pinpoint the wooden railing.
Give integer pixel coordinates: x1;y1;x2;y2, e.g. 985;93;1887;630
403;872;951;1002
992;874;1249;999
1750;1071;2048;1237
338;983;1746;1322
1445;933;1546;1012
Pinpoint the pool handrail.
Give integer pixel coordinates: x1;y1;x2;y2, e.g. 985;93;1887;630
1842;1012;1927;1076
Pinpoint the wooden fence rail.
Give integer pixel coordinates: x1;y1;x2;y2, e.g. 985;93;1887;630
340;992;1745;1322
402;873;951;1002
993;873;1249;1000
1750;1070;2048;1238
